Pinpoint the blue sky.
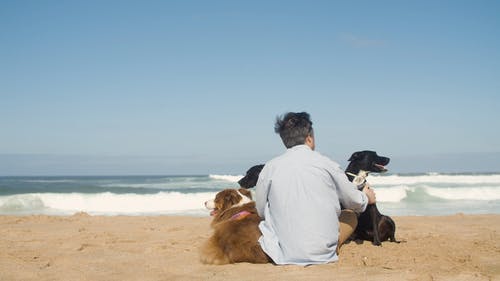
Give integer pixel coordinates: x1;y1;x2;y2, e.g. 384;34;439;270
1;0;499;175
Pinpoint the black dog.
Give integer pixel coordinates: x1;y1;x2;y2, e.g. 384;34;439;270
238;164;264;189
345;150;399;246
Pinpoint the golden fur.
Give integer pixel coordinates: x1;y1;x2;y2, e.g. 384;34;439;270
200;188;269;264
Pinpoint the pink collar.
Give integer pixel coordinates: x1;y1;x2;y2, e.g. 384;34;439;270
230;210;252;221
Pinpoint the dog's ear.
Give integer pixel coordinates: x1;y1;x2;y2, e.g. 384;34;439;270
223;191;241;209
348;151;362;162
216;190;241;211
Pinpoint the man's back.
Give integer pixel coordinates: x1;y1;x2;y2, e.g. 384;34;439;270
255;145;367;265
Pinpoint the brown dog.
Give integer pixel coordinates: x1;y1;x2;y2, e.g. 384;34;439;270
200;188;269;264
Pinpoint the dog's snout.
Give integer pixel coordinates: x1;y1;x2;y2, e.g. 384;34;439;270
205;199;215;210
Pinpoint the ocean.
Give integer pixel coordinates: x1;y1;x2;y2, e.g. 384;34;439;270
1;173;499;216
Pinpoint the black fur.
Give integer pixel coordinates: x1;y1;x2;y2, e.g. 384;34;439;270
238;164;264;189
345;150;400;246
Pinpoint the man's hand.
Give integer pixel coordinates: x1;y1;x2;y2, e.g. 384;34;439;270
362;183;376;204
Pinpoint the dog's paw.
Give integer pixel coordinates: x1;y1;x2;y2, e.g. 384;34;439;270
199;252;230;265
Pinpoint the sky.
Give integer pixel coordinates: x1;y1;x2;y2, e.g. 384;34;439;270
1;0;499;175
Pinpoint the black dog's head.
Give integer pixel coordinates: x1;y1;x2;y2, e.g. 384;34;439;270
346;151;390;174
238;164;264;189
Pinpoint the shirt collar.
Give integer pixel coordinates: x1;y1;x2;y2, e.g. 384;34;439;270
288;144;312;151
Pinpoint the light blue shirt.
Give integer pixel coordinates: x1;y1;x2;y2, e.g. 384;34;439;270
255;145;368;265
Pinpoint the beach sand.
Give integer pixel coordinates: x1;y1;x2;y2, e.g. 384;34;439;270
1;214;499;281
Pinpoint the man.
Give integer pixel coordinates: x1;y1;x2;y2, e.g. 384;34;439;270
255;112;376;265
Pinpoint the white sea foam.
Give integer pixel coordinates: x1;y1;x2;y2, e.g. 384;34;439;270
0;192;217;216
369;185;500;202
209;174;243;183
368;173;500;186
2;185;498;216
2;173;500;216
0;194;46;211
423;186;500;201
374;186;412;202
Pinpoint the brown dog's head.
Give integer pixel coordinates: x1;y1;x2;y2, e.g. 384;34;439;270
205;188;253;217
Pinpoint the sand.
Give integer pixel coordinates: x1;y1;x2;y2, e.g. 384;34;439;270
0;213;499;281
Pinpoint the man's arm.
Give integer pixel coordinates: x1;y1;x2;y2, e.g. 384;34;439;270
255;165;271;218
331;166;369;213
362;184;376;205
